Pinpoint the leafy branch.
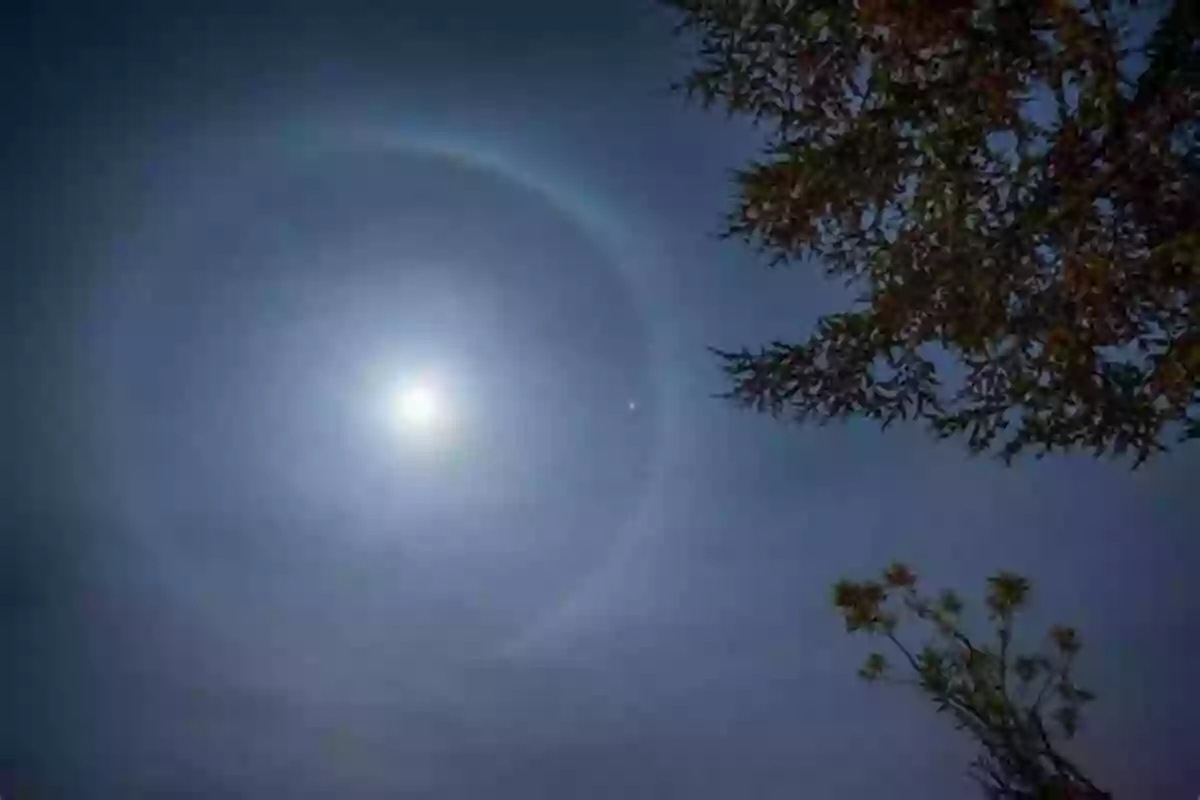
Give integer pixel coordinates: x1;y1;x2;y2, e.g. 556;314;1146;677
833;563;1108;798
666;0;1200;464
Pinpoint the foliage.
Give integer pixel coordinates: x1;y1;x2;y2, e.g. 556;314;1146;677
833;563;1108;798
665;0;1200;464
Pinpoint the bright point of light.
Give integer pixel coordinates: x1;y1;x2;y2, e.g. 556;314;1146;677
388;377;449;436
399;384;439;426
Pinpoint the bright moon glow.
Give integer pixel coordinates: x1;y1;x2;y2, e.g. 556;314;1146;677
388;378;449;437
399;384;439;426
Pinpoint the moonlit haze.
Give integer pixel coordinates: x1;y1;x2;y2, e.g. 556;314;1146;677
2;3;1198;799
389;375;450;438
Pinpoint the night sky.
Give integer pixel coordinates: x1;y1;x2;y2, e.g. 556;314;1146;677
3;2;1198;797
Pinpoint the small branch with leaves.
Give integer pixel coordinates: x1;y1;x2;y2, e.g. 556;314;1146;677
833;563;1108;799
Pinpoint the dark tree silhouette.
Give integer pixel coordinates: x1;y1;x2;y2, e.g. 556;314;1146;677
665;0;1199;464
834;563;1108;798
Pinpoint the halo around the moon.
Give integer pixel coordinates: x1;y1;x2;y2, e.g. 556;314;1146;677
89;118;673;661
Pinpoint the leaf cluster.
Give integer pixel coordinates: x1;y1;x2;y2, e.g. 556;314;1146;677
833;563;1108;798
668;0;1200;463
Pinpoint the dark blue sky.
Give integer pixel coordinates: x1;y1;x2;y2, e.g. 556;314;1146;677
3;2;1197;797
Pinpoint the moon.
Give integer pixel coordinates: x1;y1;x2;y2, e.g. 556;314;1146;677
389;377;448;436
